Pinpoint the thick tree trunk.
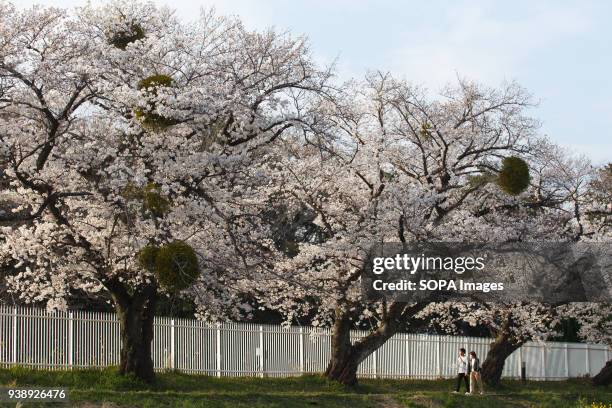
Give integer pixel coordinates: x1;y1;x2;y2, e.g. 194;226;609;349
106;279;157;383
593;359;612;386
324;309;359;386
324;303;425;386
481;329;521;386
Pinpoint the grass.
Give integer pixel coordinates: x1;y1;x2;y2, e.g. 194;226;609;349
0;366;610;407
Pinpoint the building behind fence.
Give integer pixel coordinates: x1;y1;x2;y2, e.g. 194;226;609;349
0;305;609;379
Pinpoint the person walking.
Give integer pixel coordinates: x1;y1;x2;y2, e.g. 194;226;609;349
453;348;470;394
469;351;484;395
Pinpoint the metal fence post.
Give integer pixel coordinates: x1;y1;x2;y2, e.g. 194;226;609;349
541;344;546;379
12;307;17;365
259;325;265;378
68;312;74;369
216;325;221;377
517;345;523;379
437;336;442;378
405;334;411;379
564;343;569;378
170;319;175;370
373;349;377;379
299;327;304;374
585;344;590;375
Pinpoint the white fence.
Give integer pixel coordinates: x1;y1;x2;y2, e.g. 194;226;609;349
0;305;609;379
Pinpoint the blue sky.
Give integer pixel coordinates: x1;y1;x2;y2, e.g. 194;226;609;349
18;0;612;164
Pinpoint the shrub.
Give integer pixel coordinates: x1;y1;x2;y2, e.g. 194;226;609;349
497;156;530;195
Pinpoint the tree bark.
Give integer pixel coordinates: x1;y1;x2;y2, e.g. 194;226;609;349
324;302;425;386
106;278;157;383
324;309;358;385
593;359;612;386
481;323;522;386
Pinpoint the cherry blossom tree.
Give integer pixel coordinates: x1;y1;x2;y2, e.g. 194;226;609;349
255;72;544;385
1;0;605;388
561;163;612;386
0;0;330;381
560;303;612;386
422;302;559;385
424;151;609;385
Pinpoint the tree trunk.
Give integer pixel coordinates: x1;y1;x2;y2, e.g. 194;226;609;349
324;309;359;386
106;279;157;383
481;330;521;386
593;359;612;386
324;302;425;386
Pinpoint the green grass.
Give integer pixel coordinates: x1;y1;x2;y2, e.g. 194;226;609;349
0;367;610;407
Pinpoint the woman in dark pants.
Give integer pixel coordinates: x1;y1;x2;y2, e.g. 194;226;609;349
453;348;469;393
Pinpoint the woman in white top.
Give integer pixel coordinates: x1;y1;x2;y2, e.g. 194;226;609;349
453;348;470;393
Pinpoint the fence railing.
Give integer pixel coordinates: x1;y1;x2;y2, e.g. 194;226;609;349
0;305;609;379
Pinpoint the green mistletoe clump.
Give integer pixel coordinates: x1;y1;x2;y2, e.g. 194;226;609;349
134;74;178;131
141;183;170;218
137;244;159;273
108;22;145;50
497;156;530;195
138;241;200;292
121;182;170;219
137;74;173;90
